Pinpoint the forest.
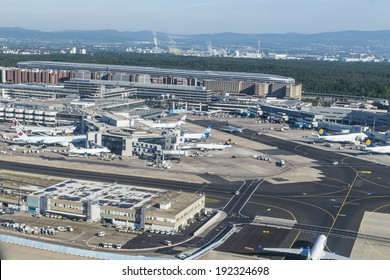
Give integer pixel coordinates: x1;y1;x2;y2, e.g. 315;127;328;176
1;53;390;98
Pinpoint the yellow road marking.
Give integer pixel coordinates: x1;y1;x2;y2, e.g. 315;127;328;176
326;169;359;237
254;196;335;221
248;201;297;222
358;175;390;190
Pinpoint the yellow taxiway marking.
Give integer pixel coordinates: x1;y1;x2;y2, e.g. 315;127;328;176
358;175;390;190
282;230;302;260
344;196;390;207
248;201;297;222
326;168;359;238
254;196;335;221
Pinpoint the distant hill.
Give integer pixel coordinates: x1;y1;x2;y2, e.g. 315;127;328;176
1;27;390;54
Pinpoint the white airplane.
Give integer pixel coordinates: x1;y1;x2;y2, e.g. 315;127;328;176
208;109;222;115
12;118;75;135
68;143;110;156
361;138;390;154
260;234;349;260
181;139;232;151
223;121;244;133
184;125;212;142
191;108;207;115
152;115;186;129
14;127;85;146
312;128;367;144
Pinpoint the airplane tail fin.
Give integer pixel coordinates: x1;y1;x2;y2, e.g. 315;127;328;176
15;127;28;140
224;139;232;146
203;125;212;138
178;115;187;126
318;128;329;136
307;247;311;260
69;143;76;150
365;138;375;147
12;118;21;127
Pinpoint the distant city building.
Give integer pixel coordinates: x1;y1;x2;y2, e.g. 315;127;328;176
268;53;287;60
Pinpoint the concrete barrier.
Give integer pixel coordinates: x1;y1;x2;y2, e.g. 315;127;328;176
187;224;236;260
193;210;227;238
0;234;167;260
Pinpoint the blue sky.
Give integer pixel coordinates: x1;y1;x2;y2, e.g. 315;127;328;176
1;0;389;34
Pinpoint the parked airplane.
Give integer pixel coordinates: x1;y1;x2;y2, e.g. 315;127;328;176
191;108;206;115
14;127;85;146
362;138;390;154
184;125;212;142
312;128;367;144
181;139;231;151
223;121;244;133
152;115;186;129
12;118;75;135
260;234;349;260
68;143;110;156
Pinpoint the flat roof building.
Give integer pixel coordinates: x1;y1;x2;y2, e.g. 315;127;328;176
64;78;213;104
26;179;205;232
17;61;296;84
15;61;300;99
64;79;136;100
0;84;77;99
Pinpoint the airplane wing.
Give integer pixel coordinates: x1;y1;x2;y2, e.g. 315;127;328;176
321;251;349;260
261;247;348;260
260;247;307;257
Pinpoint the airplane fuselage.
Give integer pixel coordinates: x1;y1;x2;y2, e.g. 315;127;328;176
310;234;327;260
184;133;205;141
364;145;390;154
317;133;367;144
196;143;230;150
70;147;110;155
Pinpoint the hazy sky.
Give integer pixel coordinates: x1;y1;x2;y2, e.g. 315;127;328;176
1;0;389;34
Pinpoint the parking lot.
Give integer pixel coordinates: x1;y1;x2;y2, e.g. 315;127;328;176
0;207;216;258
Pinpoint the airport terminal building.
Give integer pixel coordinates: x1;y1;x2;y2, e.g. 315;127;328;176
15;61;301;99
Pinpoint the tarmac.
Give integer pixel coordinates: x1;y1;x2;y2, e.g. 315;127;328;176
350;211;390;260
2;118;390;260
